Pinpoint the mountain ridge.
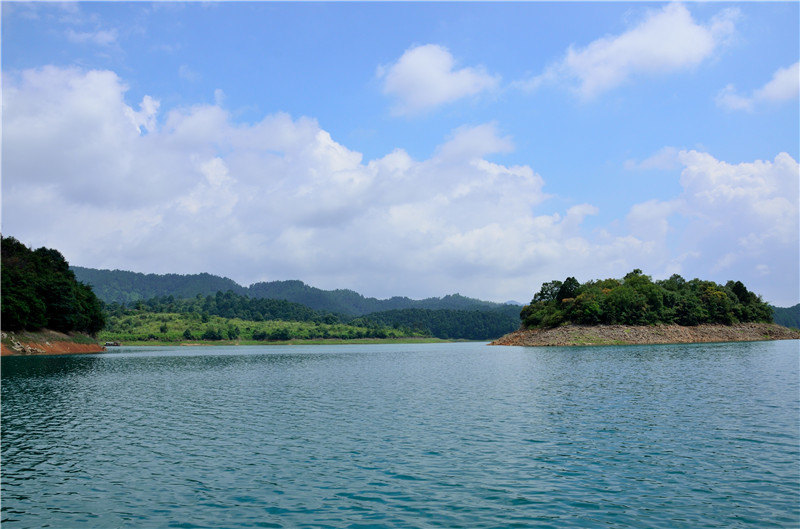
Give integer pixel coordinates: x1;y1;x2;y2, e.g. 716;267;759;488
71;266;520;316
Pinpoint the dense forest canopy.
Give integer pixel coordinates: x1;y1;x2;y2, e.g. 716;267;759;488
1;237;105;335
771;304;800;329
105;291;521;341
105;290;337;324
72;267;518;315
521;270;774;329
71;266;247;304
350;307;521;341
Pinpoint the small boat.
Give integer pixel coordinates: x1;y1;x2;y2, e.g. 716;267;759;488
104;341;121;347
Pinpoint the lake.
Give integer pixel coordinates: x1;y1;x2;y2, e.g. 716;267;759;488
2;341;798;528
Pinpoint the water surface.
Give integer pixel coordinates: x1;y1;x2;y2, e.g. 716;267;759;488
2;341;798;528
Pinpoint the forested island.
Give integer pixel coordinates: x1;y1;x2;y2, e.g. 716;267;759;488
493;270;799;346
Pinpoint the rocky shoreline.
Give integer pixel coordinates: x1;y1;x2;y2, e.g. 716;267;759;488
1;330;106;356
490;323;800;347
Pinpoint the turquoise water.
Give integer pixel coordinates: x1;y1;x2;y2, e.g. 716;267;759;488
2;341;798;528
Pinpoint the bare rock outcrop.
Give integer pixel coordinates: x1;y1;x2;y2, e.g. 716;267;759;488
490;323;800;347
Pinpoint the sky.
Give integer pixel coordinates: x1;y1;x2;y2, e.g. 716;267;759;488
2;2;798;306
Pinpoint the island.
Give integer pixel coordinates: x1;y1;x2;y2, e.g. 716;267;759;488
491;270;800;346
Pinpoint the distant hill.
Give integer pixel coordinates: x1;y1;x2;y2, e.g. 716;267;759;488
772;304;800;329
71;266;246;304
71;267;517;316
248;280;516;316
350;307;522;340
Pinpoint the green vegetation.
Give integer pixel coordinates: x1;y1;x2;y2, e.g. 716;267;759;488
771;304;800;329
520;269;773;329
71;266;246;304
73;266;525;341
103;290;334;324
72;267;519;316
98;312;418;344
102;292;520;341
1;237;105;335
351;307;520;340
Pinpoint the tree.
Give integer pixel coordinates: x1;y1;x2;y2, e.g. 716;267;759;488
557;277;580;301
1;236;105;335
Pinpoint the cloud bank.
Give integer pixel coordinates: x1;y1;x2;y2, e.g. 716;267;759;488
3;66;798;305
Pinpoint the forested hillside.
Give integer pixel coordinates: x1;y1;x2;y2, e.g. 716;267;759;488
248;280;515;315
2;237;105;334
104;291;520;341
772;304;800;329
71;266;246;304
520;270;773;329
72;267;518;315
108;291;336;324
351;307;521;340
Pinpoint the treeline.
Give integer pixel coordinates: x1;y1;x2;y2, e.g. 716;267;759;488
1;237;105;335
104;290;337;324
351;307;521;340
521;270;773;329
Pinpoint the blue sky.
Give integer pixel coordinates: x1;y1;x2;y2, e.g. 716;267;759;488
2;2;798;306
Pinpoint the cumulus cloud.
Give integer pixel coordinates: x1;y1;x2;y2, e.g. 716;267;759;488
3;65;664;302
520;3;737;99
378;44;499;115
3;66;796;305
626;149;799;305
716;62;800;112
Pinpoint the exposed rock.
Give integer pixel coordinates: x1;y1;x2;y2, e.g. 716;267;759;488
490;323;800;347
1;330;105;356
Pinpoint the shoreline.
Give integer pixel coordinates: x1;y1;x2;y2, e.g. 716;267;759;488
1;330;106;356
490;322;800;347
1;333;459;356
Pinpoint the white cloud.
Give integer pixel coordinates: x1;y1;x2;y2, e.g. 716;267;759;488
3;65;664;303
66;28;117;46
716;62;800;112
378;44;499;115
624;146;680;171
522;3;737;99
3;66;796;305
625;149;799;305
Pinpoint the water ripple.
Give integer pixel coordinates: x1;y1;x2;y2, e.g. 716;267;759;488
2;341;799;528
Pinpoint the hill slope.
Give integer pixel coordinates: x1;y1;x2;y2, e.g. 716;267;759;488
771;304;800;329
71;267;519;316
71;266;246;304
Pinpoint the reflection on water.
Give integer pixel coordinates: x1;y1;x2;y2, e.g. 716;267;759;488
2;341;799;528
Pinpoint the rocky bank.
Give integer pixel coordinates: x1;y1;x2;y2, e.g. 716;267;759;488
1;330;106;356
490;323;800;347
